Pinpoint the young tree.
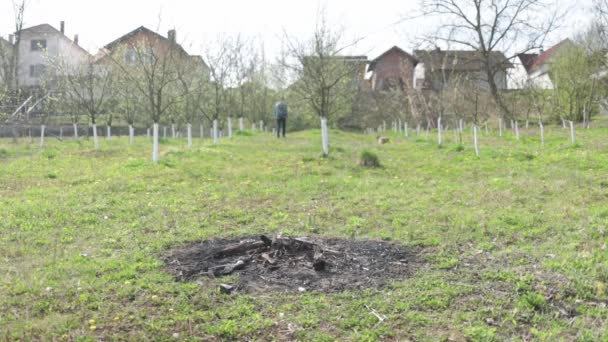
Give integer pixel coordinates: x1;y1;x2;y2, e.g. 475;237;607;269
202;34;242;144
109;32;185;161
283;14;361;156
60;58;115;149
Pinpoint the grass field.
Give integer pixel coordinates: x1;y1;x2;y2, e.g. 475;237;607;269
1;123;607;341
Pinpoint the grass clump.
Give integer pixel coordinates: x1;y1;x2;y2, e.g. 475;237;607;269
359;149;381;168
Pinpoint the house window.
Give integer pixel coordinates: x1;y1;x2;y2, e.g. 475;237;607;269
124;49;137;64
124;48;155;65
31;39;47;51
29;64;47;78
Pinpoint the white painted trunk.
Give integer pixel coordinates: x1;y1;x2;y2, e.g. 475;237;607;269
539;120;544;146
259;120;264;132
39;125;45;147
147;128;150;138
515;121;520;140
569;121;576;143
485;122;488;135
163;126;167;138
239;117;244;132
405;122;408;137
525;119;529;129
171;124;176;138
416;124;420;135
437;117;442;146
473;125;480;157
499;118;503;137
200;124;204;138
106;126;111;140
213;119;219;145
321;117;329;156
92;124;99;150
59;127;63;139
152;123;159;162
383;120;386;131
228;117;232;138
510;120;514;130
129;125;134;144
562;119;566;129
187;123;192;148
458;119;463;134
73;123;78;139
252;123;256;132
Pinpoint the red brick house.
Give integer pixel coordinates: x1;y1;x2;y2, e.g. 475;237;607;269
368;46;418;92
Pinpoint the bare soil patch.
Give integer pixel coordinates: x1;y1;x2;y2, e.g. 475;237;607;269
165;235;423;293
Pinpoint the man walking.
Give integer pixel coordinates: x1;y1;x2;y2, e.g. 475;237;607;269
274;100;288;138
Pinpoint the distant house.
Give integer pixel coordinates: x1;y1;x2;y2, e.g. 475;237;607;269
413;48;512;91
507;53;538;89
367;46;418;92
506;39;576;90
96;26;208;74
16;22;90;88
527;39;575;89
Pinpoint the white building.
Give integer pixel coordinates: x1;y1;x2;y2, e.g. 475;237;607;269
16;22;90;88
508;40;574;90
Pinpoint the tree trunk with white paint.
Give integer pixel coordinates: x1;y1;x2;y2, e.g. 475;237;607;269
73;123;78;139
515;121;520;140
499;118;503;137
525;119;529;129
239;117;244;132
228;117;232;138
259;120;264;132
147;128;150;138
200;124;204;138
106;126;111;140
39;125;45;147
539;120;544;147
129;125;134;144
171;124;176;139
187;123;192;148
404;122;408;137
213;119;219;145
163;126;167;138
485;122;488;135
321;117;329;157
473;124;479;157
459;119;463;134
437;117;442;146
92;124;99;150
252;123;256;132
152;123;159;162
569;121;576;143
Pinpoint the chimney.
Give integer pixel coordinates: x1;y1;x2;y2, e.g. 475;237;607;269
8;34;14;45
60;21;65;34
168;29;176;43
74;34;79;45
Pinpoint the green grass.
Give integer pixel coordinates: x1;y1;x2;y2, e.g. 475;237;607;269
1;123;608;340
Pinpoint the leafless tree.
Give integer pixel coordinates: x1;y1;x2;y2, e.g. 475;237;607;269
416;0;561;120
108;31;185;161
59;57;115;149
282;12;361;156
200;34;244;142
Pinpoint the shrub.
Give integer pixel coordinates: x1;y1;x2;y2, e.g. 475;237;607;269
359;150;381;168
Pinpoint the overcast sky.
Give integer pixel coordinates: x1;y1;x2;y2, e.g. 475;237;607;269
0;0;594;59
